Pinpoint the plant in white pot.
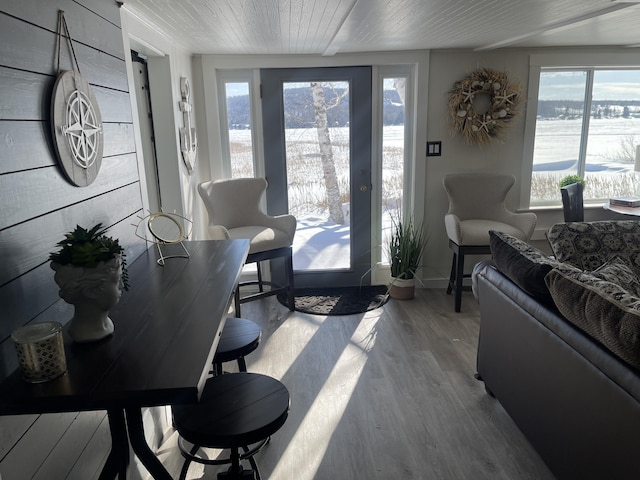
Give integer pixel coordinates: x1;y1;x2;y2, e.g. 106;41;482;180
387;214;427;300
49;224;129;343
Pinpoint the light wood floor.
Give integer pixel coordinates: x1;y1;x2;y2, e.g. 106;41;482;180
156;289;555;480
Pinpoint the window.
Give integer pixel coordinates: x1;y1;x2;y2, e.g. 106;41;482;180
380;75;408;258
375;66;414;265
529;67;640;205
217;71;258;178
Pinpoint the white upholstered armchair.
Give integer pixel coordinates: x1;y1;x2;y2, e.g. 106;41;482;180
443;173;536;312
198;177;296;314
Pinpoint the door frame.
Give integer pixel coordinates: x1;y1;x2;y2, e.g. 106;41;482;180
198;51;429;286
261;66;373;288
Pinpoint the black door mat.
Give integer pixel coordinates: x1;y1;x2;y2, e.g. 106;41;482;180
277;285;389;315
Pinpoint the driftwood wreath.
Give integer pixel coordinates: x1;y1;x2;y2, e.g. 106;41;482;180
448;68;523;145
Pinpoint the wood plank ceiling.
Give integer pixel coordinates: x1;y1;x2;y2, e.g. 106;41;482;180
120;0;640;55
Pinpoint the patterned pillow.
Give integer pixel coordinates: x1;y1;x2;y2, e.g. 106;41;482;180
591;256;640;297
545;267;640;371
546;221;640;275
489;230;563;305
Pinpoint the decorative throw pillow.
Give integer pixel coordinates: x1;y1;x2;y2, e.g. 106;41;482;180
545;267;640;371
489;230;566;305
546;221;640;275
591;256;640;298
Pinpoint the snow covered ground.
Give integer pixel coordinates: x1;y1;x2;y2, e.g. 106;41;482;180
292;208;351;270
231;126;401;272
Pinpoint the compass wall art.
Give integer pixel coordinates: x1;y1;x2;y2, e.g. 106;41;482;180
51;11;103;187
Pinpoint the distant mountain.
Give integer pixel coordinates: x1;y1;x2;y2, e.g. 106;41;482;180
537;100;640;119
226;87;405;129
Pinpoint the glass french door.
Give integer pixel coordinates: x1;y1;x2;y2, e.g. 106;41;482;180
261;67;372;288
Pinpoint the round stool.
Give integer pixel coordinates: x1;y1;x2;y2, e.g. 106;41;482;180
213;318;262;375
173;372;290;480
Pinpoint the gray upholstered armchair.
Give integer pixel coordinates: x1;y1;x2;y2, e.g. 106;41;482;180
198;177;296;314
443;173;536;312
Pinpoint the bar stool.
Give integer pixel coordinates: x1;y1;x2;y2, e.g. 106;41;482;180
213;318;262;375
443;173;537;312
172;372;290;480
197;178;296;317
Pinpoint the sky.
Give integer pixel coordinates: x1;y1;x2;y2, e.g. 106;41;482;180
540;69;640;101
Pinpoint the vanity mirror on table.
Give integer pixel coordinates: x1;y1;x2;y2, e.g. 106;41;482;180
135;211;193;265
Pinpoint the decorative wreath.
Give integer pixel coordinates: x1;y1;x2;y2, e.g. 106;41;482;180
448;68;523;145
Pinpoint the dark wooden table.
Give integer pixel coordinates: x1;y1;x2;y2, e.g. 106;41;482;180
0;240;249;479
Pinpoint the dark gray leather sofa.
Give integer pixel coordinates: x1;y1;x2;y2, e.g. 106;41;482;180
473;260;640;480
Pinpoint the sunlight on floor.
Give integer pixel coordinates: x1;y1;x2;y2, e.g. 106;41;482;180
253;313;323;379
269;310;382;479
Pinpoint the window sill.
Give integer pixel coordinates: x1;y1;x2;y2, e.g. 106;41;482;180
525;202;606;213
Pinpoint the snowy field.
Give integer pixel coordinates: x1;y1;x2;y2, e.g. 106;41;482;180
229;126;404;270
533;117;640;172
531;117;640;201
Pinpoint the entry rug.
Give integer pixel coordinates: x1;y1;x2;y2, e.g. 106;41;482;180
277;285;389;316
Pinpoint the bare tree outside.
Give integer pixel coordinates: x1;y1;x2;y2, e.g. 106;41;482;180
311;81;345;224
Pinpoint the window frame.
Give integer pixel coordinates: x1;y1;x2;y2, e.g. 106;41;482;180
372;65;415;265
520;52;640;208
214;65;418;267
216;69;262;179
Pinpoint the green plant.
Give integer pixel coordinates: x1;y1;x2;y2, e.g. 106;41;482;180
49;223;129;290
559;174;585;189
388;215;427;280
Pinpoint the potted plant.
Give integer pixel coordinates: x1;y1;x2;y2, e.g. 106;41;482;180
387;214;427;300
558;174;586;221
559;174;585;189
49;224;128;342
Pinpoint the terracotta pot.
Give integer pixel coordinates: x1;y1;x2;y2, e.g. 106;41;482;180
389;277;415;300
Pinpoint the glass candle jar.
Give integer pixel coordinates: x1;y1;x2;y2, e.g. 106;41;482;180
12;322;67;383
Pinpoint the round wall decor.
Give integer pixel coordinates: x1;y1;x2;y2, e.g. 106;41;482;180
51;70;104;186
448;68;523;145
